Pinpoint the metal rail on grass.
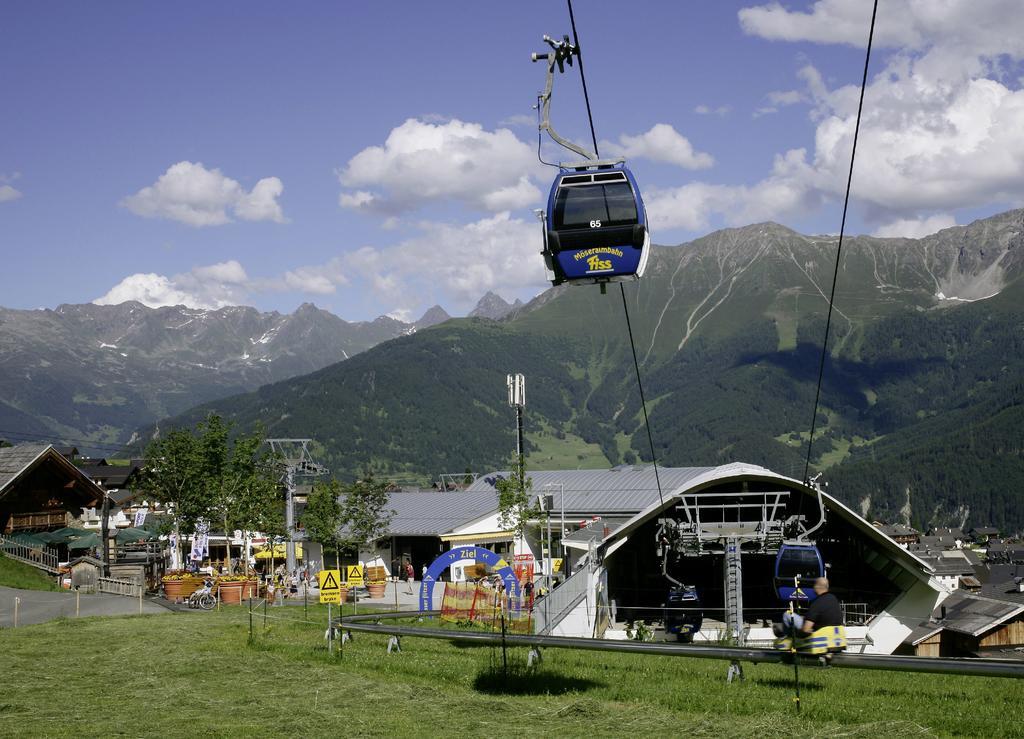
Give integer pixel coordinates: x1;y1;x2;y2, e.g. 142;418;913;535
333;610;1024;680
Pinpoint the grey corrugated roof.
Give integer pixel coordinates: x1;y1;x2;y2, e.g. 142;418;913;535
0;443;52;492
929;592;1024;637
465;466;716;517
380;489;500;537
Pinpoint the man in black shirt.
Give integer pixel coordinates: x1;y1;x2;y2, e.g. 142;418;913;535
800;578;843;632
777;578;843;635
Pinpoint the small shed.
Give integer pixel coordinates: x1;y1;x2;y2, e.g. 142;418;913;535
69;555;104;592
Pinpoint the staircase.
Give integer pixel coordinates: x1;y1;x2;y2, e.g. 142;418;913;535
0;534;60;574
533;563;592;635
723;536;745;645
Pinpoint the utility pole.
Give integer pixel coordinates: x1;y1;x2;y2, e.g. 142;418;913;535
100;492;110;577
266;439;328;574
507;373;526;484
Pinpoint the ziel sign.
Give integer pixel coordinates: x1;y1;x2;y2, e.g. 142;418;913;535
419;546;521;612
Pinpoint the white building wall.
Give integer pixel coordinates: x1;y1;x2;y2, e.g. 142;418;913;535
864;577;950;654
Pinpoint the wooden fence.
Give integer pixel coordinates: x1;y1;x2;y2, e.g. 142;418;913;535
98;576;143;598
0;533;59;573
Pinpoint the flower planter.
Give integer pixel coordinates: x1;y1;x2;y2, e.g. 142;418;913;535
218;580;257;604
339;586;349;602
367;582;387;599
163;578;205;602
163;580;183;601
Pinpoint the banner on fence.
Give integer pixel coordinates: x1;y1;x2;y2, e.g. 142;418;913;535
438;582;532;633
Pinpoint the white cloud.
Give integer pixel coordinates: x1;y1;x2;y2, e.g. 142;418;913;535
739;0;1024;61
651;2;1024;233
121;161;287;226
279;258;349;295
94;260;250;309
604;124;714;170
695;104;731;116
235;176;286;223
499;113;537;127
646;150;819;232
872;214;956;239
344;212;546;316
93;274;202;309
337;118;543;214
0;172;22;202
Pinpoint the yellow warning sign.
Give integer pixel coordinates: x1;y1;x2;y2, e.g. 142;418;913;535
346;564;364;586
318;569;341;604
552;558;564;573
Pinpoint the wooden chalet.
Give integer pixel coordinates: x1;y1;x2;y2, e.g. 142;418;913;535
0;444;106;534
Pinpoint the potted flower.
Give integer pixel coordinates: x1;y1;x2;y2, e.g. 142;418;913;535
162;571;206;602
216;576;258;604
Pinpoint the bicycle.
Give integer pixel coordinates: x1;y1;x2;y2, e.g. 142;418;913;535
188;579;216;610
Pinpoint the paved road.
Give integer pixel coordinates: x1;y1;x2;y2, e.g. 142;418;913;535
276;579;442;610
0;585;170;628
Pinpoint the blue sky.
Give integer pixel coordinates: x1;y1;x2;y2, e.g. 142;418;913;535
2;1;1023;321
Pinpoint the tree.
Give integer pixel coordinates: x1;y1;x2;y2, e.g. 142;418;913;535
338;476;394;568
136;426;207;567
197;415;282;574
138;414;282;573
303;479;345;569
495;456;538;540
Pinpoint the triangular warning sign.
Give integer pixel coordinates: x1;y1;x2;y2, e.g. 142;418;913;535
321;571;339;590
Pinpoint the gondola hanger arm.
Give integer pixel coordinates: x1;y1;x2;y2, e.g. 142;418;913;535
531;34;597;162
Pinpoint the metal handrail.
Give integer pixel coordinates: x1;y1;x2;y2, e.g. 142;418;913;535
533;563;592;634
334;609;1024;680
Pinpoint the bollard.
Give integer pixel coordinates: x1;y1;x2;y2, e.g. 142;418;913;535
76;589;80;618
14;596;19;627
139;587;143;615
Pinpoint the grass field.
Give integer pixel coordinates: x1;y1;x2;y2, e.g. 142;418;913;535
1;605;1021;737
0;555;59;591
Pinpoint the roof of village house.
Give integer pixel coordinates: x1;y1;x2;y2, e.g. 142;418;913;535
919;550;976;576
975;563;1024;605
925;591;1024;637
875;523;919;538
346;489;500;537
0;443;106;505
464;466;717;517
79;463;141;489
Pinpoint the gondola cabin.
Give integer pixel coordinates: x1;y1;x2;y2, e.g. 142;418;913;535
664;585;703;643
774;543;824;602
542;161;650;286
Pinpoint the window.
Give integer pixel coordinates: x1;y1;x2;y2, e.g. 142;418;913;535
553;182;638;229
777;548;821;580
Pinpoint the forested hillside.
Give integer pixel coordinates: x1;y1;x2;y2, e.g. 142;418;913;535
149;209;1024;532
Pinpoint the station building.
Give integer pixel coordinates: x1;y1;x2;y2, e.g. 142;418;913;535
463;463;950;653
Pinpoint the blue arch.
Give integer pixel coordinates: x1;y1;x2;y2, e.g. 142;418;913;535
419;545;521;612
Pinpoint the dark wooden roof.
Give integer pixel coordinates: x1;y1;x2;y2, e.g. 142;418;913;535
0;443;107;505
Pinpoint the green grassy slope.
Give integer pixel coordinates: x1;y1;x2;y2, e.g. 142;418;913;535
1;608;1018;737
0;554;59;591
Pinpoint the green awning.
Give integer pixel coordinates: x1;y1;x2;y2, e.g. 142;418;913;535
10;533;47;548
115;527;157;544
67;532;101;549
48;527;87;544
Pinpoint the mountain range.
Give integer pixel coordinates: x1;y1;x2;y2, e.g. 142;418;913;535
5;208;1024;531
0;294;525;448
142;208;1024;532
